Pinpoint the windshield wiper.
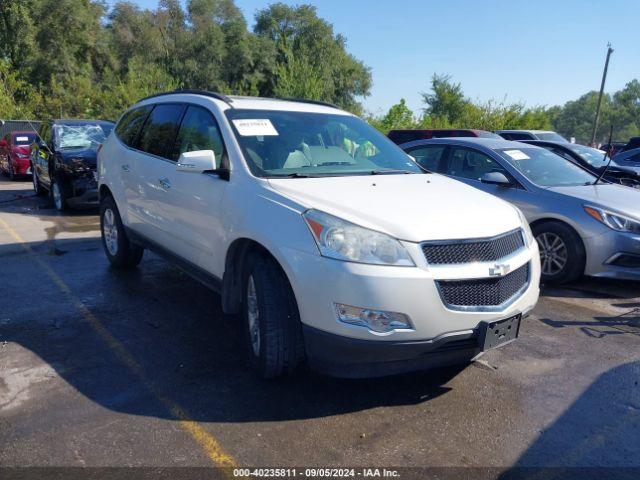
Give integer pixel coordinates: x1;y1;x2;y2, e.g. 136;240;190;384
369;169;417;175
272;172;316;178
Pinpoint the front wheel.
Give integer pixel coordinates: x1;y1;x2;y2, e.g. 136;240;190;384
100;195;144;269
51;178;69;211
242;252;305;379
533;221;585;284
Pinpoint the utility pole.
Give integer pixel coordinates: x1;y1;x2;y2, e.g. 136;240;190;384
591;43;614;146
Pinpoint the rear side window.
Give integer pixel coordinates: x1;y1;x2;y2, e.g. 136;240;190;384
175;106;226;163
407;145;447;172
500;132;533;141
138;104;185;160
115;106;152;147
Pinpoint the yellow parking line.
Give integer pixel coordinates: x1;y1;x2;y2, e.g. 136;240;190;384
0;216;237;468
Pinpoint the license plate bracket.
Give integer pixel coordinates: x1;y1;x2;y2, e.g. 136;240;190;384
481;314;521;350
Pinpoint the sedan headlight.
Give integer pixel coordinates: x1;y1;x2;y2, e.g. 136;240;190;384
584;205;640;234
15;152;29;159
303;209;415;266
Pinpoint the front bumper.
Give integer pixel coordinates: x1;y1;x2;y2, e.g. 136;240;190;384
584;229;640;280
303;324;484;378
284;240;540;369
66;173;99;207
10;157;30;175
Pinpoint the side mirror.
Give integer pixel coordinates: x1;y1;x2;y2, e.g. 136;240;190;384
481;171;512;186
176;150;217;173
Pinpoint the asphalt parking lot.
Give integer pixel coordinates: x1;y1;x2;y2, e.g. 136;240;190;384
0;176;639;472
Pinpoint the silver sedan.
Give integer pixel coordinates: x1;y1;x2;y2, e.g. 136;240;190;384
402;137;640;283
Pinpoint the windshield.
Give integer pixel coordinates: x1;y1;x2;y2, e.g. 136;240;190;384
13;133;36;146
497;147;596;187
565;144;613;168
536;132;568;142
225;109;422;177
55;124;112;149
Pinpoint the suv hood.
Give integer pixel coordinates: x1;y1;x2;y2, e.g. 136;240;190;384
549;183;640;219
268;174;521;242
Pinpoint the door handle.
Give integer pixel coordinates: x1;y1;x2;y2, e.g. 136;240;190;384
158;178;171;190
121;165;130;172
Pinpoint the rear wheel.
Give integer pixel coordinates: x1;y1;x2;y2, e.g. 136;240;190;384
32;167;46;196
100;195;143;269
242;252;305;378
533;221;585;284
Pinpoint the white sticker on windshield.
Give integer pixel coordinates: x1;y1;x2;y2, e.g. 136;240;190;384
16;136;29;142
232;119;278;136
504;149;530;160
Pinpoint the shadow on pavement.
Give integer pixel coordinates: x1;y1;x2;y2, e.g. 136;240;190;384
500;360;640;474
2;236;463;423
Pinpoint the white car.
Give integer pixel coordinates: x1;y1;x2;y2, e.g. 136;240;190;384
98;91;541;378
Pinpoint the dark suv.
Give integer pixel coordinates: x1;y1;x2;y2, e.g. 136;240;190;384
31;119;114;210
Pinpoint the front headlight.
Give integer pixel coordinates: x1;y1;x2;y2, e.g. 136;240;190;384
514;207;534;246
303;209;415;266
584;205;640;234
15;153;29;159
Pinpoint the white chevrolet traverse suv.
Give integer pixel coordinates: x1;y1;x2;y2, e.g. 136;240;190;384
98;91;540;378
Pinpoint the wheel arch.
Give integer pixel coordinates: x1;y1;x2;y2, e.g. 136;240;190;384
221;237;293;315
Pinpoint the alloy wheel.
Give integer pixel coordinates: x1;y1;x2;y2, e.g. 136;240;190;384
102;208;119;256
246;275;261;356
536;232;568;276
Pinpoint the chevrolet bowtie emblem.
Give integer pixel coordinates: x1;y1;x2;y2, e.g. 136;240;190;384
489;264;511;277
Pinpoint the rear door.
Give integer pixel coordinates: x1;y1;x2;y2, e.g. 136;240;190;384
131;103;185;246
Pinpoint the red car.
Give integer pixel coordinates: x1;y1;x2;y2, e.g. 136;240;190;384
0;131;36;180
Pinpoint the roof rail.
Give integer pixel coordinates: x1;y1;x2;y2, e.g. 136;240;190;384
137;89;234;107
277;97;340;109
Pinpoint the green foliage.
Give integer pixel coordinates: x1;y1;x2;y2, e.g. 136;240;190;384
371;74;637;145
0;0;371;120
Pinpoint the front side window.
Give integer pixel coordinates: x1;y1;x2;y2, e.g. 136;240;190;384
116;106;152;147
447;147;509;181
138;104;184;159
225;109;422;177
54;124;112;149
407;145;447;172
497;147;596;187
175;106;225;163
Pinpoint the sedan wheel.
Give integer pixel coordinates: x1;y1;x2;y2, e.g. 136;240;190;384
246;275;261;357
536;232;568;276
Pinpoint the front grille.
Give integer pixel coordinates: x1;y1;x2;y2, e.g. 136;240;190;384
422;229;524;265
436;263;530;309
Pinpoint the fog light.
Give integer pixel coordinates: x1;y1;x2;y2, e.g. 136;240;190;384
334;303;412;333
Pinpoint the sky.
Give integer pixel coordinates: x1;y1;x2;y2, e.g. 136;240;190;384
109;0;640;115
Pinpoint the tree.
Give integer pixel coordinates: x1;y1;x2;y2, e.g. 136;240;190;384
254;3;371;112
369;99;416;133
421;74;469;125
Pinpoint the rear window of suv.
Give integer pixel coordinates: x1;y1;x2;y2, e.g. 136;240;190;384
115;105;152;148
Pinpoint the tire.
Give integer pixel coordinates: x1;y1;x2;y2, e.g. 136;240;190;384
100;195;144;269
533;221;585;284
242;252;305;379
32;166;46;196
50;178;70;211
